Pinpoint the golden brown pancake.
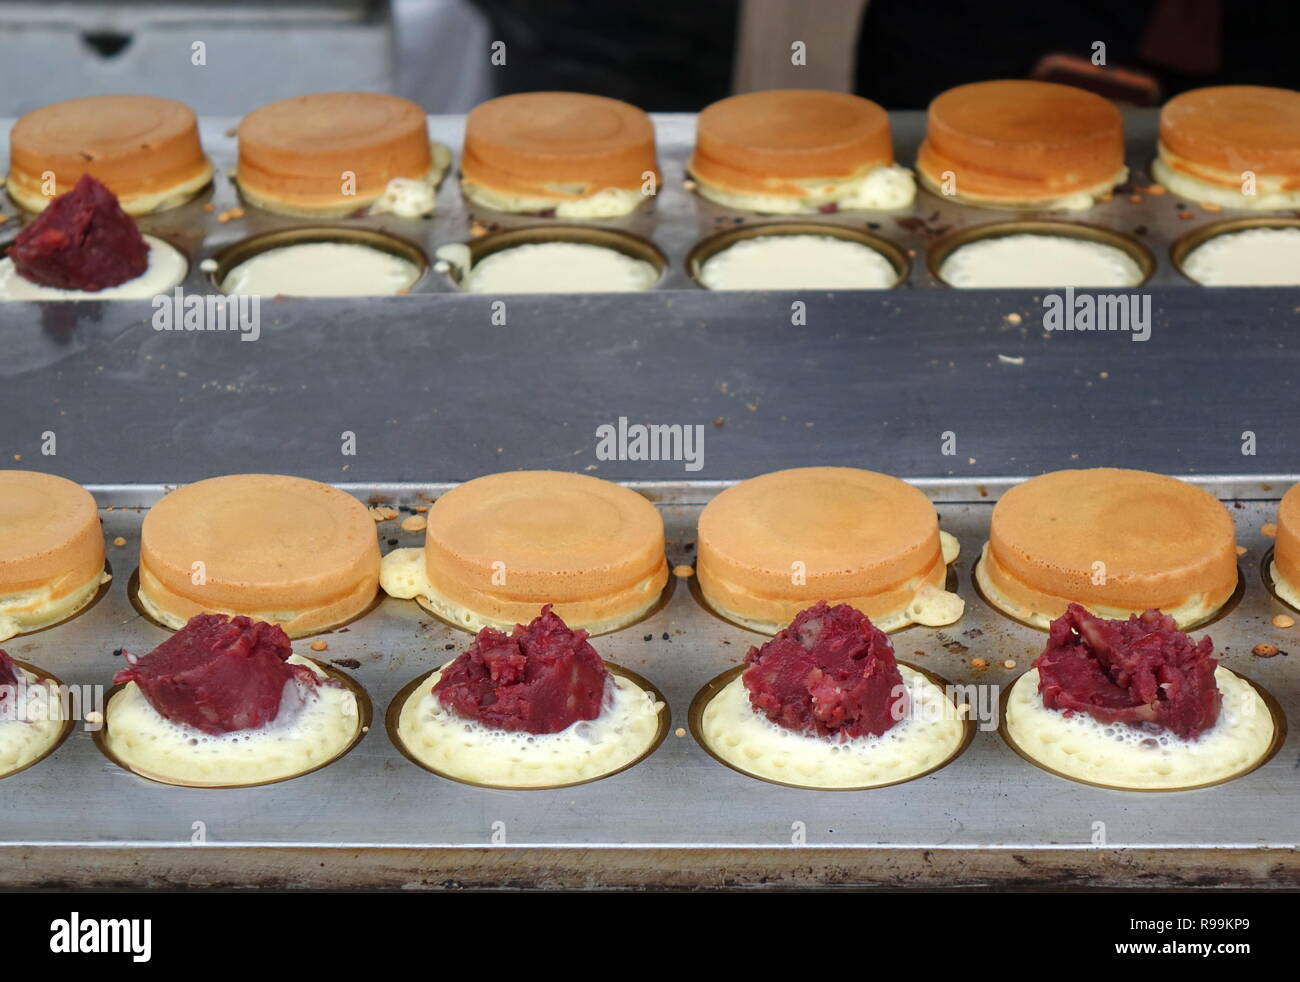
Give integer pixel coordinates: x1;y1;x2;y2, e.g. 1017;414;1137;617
459;92;659;214
916;80;1126;207
689;89;896;200
382;470;667;634
138;474;380;637
0;470;106;639
7;95;212;215
1272;483;1300;608
1154;85;1300;205
695;467;962;634
977;468;1238;628
237;92;435;216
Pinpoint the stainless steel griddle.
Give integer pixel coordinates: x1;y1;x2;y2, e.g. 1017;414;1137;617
0;111;1297;889
6;110;1268;295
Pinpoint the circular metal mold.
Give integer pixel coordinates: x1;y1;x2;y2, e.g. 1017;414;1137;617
686;565;960;638
441;224;667;291
971;553;1245;634
126;566;382;640
386;662;670;791
1170;216;1300;285
689;661;974;791
207;226;429;295
93;659;372;789
685;220;910;290
0;660;76;781
3;558;112;641
1260;545;1300;616
926;219;1156;288
998;669;1287;793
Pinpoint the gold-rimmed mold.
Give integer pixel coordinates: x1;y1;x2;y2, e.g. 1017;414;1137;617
2;558;113;641
688;661;975;791
441;224;667;290
0;660;76;781
207;226;429;295
1171;216;1300;285
386;662;670;791
998;670;1287;793
92;659;372;790
685;220;910;290
926;219;1156;287
126;565;383;640
970;552;1245;634
1260;546;1300;616
686;566;960;638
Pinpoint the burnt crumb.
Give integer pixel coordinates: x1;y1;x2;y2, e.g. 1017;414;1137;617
1133;225;1148;236
111;648;123;658
444;643;455;650
914;650;926;657
942;640;968;655
387;538;399;546
1232;501;1244;509
336;627;350;633
643;634;652;642
962;628;984;639
867;221;881;230
895;213;951;238
722;639;731;645
684;541;695;551
661;632;671;641
331;658;362;669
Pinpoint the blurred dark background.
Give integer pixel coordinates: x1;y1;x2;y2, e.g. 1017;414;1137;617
0;0;1297;115
473;0;1300;109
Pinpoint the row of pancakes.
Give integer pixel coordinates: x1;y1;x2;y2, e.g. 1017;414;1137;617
6;82;1300;222
4;466;1298;645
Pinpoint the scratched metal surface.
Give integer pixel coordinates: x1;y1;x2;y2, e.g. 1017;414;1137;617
2;111;1299;488
0;111;1298;886
0;478;1292;876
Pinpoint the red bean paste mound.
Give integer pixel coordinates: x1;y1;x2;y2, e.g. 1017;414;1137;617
433;604;608;734
8;174;149;291
113;613;322;735
1035;603;1221;740
742;601;905;740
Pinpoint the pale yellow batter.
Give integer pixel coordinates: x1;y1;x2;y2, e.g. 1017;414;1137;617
700;664;966;788
396;665;664;788
1005;666;1275;790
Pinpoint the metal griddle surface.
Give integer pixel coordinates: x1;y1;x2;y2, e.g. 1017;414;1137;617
0;112;1297;889
0;479;1292;892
